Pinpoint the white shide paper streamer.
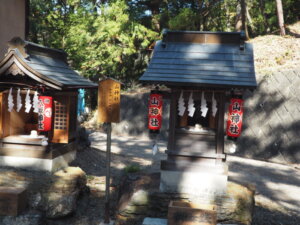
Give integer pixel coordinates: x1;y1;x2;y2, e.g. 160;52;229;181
200;91;208;117
187;92;195;117
33;90;39;113
25;89;32;113
212;92;218;117
16;88;22;112
178;91;186;116
8;88;14;112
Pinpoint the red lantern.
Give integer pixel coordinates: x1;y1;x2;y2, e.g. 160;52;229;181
148;92;163;131
226;98;244;137
38;96;53;132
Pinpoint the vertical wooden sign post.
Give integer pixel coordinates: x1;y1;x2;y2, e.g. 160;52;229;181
98;78;121;224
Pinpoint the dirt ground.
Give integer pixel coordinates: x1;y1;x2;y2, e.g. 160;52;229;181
1;130;300;225
85;130;300;225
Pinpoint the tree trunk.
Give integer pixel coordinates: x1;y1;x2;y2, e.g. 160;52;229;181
276;0;286;36
235;0;249;39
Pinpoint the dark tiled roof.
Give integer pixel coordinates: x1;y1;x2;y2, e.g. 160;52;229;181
140;31;257;89
0;38;97;89
24;53;95;87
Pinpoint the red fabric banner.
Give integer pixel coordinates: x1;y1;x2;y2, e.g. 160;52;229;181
226;98;244;137
148;93;163;131
38;96;53;131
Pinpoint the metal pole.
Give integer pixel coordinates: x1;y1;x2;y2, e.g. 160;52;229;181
104;122;112;223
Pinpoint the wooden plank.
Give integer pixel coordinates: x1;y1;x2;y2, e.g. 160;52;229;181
174;134;215;153
151;58;253;68
168;201;216;225
0;92;3;138
2;93;10;138
2;135;45;145
98;79;121;123
68;95;77;140
146;69;255;79
161;159;227;173
150;63;254;73
155;51;253;61
141;76;255;87
0;141;75;159
156;42;253;54
165;32;241;45
0;187;27;216
167;89;178;151
216;93;225;163
166;150;226;159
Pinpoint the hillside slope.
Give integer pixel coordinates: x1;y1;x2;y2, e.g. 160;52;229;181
249;21;300;76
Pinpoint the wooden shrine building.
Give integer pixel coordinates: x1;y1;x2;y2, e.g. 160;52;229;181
140;31;257;196
0;37;97;171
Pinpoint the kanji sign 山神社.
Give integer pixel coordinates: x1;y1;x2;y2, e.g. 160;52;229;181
38;96;53;131
148;92;163;131
226;98;244;137
98;78;121;123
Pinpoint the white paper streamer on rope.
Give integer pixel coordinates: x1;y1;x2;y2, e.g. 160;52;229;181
8;88;14;112
16;88;22;112
152;143;159;155
212;92;218;117
187;92;195;117
25;89;32;113
33;90;39;113
200;91;208;117
178;91;186;116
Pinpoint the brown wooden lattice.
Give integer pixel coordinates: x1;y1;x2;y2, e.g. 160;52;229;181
54;101;67;130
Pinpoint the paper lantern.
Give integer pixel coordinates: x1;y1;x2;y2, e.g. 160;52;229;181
38;96;53;131
148;92;163;131
226;98;244;137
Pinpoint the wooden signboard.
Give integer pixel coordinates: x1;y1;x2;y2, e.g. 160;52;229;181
168;201;216;225
98;78;121;123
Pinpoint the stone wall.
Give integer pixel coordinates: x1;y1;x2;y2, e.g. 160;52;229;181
111;91;170;140
235;68;300;164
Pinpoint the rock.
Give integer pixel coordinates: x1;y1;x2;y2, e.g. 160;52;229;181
28;193;42;209
0;212;43;225
44;191;79;218
40;167;87;219
116;173;255;225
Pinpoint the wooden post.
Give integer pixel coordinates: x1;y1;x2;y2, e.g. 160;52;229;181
98;78;121;224
216;93;225;163
104;122;112;223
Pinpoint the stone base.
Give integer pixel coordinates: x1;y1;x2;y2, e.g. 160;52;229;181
142;218;238;225
0;151;76;172
142;217;167;225
160;164;228;198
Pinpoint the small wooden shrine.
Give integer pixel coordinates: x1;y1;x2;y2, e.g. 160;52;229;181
140;31;256;196
0;37;97;171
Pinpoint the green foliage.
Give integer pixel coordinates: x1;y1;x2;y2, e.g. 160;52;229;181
124;164;141;173
29;0;158;86
29;0;300;86
168;8;197;30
